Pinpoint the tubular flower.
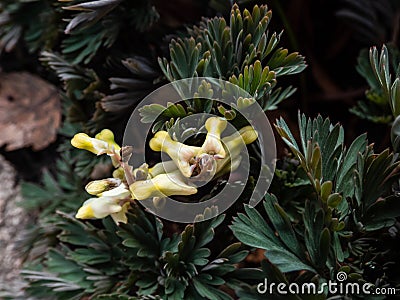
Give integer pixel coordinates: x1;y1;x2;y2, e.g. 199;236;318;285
200;117;227;158
76;197;122;219
215;155;243;178
148;160;178;178
72;121;258;224
129;170;197;200
71;129;121;167
149;131;200;177
223;125;258;156
71;133;109;155
216;125;258;174
95;129;121;152
75;183;131;224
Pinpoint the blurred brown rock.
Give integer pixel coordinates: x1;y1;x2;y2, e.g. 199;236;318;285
0;72;61;151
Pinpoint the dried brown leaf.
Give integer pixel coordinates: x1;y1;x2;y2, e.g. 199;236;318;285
0;72;61;151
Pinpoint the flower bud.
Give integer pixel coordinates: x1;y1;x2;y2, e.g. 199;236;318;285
237;97;256;109
112;167;125;180
85;178;121;196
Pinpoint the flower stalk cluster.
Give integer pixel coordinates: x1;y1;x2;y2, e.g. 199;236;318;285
71;117;258;224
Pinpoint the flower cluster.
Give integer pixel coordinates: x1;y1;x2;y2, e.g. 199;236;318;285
71;117;258;224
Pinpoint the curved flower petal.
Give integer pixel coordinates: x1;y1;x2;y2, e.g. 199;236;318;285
71;130;122;167
110;202;130;224
130;170;197;200
100;184;130;198
71;133;109;155
200;117;227;158
216;125;258;174
95;129;121;152
149;131;200;177
148;160;178;177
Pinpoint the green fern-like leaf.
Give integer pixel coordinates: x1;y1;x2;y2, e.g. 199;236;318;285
231;194;316;273
159;4;306;110
352;44;400;123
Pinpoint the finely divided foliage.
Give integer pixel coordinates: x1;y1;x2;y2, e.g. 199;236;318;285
352;45;400;123
1;1;400;299
159;4;306;111
21;208;249;300
232;113;400;297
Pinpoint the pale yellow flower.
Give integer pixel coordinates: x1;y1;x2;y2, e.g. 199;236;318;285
71;133;109;155
76;197;121;219
75;183;131;224
101;184;131;198
216;125;258;174
199;117;227;159
95;129;121;152
148;160;178;178
71;129;121;167
129;170;197;200
223;125;258;145
149;131;200;177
